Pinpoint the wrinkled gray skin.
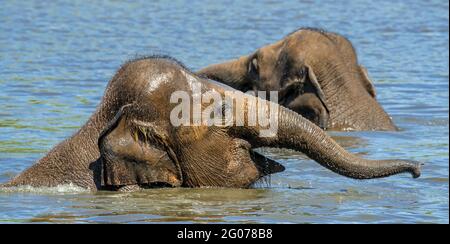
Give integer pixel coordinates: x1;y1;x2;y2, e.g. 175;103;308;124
3;57;421;191
198;28;397;131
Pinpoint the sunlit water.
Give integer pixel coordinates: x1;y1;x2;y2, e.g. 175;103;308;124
0;0;448;224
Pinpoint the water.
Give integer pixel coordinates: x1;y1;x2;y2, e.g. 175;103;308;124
0;0;448;224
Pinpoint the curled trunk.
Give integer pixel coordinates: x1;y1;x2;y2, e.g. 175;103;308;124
197;56;249;90
244;104;421;179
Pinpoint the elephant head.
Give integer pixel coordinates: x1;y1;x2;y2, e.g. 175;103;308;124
97;57;420;190
197;28;397;131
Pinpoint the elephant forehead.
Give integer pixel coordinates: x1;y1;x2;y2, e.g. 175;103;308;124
146;72;174;92
259;43;282;62
287;32;332;52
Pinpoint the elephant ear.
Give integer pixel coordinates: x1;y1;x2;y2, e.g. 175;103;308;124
358;65;377;98
304;64;330;114
98;107;182;189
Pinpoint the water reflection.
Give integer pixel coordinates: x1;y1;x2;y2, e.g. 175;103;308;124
28;188;272;223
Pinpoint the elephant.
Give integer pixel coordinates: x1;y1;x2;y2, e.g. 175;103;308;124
3;56;421;191
197;28;397;131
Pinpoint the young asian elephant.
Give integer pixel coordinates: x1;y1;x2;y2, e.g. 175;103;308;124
197;28;397;131
3;56;421;191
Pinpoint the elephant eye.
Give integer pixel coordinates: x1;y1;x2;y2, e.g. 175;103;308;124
298;68;306;78
248;57;259;77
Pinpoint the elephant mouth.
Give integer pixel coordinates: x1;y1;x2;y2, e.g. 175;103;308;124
249;149;286;177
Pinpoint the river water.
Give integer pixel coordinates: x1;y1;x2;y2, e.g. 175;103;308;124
0;0;448;223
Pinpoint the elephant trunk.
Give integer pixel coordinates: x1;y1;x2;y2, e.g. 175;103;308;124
246;104;422;179
197;56;249;90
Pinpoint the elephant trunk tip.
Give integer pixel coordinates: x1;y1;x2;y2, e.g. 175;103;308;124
341;159;423;180
394;160;422;179
409;161;424;178
383;159;423;179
